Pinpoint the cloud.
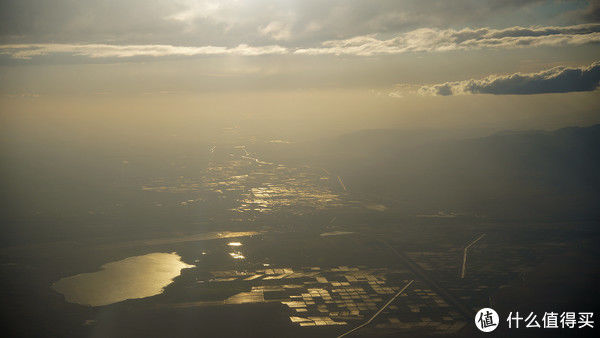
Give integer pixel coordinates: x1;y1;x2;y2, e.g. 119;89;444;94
259;21;292;41
294;24;600;56
580;0;600;22
0;0;577;47
0;43;288;59
2;23;598;60
418;61;600;96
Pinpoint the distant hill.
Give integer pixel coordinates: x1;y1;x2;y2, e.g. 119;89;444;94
304;124;600;221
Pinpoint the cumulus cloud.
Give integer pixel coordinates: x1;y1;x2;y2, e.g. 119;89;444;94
0;43;288;59
418;61;600;96
294;24;600;56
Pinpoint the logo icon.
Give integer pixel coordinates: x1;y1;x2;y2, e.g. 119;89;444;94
475;308;499;332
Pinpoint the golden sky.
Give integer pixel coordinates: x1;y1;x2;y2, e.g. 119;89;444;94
1;0;599;140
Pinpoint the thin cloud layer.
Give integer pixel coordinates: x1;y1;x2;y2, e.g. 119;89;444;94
1;24;599;60
418;61;600;96
0;43;288;59
294;24;600;56
0;0;565;46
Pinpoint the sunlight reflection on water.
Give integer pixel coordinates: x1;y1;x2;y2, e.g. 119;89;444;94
52;252;194;307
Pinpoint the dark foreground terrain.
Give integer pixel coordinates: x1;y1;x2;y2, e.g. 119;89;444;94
1;125;599;337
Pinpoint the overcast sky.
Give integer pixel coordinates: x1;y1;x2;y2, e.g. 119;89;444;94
1;0;599;140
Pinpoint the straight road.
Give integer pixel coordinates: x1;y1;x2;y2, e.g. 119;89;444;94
461;234;486;279
378;239;474;320
337;280;414;338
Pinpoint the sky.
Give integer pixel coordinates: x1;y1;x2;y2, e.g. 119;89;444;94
1;0;599;142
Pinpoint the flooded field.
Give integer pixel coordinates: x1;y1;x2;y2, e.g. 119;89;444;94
2;127;599;338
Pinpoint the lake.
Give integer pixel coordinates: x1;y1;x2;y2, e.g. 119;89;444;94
52;252;194;306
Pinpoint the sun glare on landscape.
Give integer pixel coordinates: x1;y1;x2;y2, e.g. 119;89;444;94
1;1;599;337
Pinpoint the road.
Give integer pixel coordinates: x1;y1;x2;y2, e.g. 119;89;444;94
461;234;486;279
378;239;474;320
337;175;347;191
336;280;414;338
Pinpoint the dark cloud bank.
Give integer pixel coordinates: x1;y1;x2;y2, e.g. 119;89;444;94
420;61;600;95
